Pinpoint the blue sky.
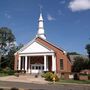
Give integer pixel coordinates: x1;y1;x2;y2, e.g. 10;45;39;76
0;0;90;54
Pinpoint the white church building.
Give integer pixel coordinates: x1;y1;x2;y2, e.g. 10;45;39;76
14;13;71;74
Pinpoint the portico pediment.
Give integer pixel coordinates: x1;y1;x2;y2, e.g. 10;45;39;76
19;41;54;54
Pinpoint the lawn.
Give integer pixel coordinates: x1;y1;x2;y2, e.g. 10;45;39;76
58;79;90;84
0;73;9;77
0;70;15;77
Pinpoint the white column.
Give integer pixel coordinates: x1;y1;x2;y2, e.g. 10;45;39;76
18;56;21;70
44;55;47;71
25;56;27;72
52;55;56;72
28;57;30;73
22;57;24;70
46;56;48;71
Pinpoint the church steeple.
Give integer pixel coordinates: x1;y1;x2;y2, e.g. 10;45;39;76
37;13;46;40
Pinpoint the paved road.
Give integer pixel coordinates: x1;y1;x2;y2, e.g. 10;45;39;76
0;81;90;90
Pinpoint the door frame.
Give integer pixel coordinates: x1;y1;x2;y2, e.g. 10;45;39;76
31;64;44;73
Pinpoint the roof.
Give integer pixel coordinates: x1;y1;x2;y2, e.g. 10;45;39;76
36;37;67;53
15;36;66;55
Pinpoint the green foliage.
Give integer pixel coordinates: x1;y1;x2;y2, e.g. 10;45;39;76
72;56;89;72
16;43;23;50
0;27;16;70
0;27;15;43
85;44;90;59
0;67;15;76
42;72;59;81
79;73;90;76
67;52;80;55
0;27;24;70
0;27;15;54
3;67;15;75
0;43;23;70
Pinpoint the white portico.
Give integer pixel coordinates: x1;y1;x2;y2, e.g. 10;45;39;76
17;40;56;73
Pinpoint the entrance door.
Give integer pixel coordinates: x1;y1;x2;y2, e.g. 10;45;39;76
31;64;44;73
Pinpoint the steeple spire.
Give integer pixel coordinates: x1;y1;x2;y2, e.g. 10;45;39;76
37;12;46;40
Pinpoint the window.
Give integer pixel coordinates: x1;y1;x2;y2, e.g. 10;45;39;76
60;59;64;70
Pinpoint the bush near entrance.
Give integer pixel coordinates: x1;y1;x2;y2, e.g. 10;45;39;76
42;72;59;81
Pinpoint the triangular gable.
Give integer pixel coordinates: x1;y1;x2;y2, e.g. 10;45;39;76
15;36;66;55
36;37;66;53
17;38;54;54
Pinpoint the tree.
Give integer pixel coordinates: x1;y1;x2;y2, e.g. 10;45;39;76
1;43;24;70
85;44;90;60
16;43;23;50
5;44;23;69
0;27;15;69
67;52;80;55
0;27;15;56
0;27;24;70
72;56;88;72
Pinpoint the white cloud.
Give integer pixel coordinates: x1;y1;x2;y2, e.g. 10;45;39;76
47;14;56;21
68;0;90;12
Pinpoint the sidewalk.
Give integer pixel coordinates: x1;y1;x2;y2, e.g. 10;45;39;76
0;74;49;84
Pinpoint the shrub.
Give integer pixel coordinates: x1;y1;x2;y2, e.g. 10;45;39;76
8;70;15;75
0;67;15;76
79;73;90;76
41;72;59;81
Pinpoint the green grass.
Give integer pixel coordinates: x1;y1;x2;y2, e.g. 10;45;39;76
59;79;90;84
0;73;9;77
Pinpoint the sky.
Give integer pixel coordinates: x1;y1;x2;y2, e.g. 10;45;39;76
0;0;90;55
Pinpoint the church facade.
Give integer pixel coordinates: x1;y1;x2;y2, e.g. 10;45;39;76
14;13;71;74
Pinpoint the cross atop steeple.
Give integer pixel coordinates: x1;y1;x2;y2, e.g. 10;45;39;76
37;12;46;39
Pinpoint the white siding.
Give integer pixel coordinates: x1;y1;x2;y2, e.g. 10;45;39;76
20;41;53;53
